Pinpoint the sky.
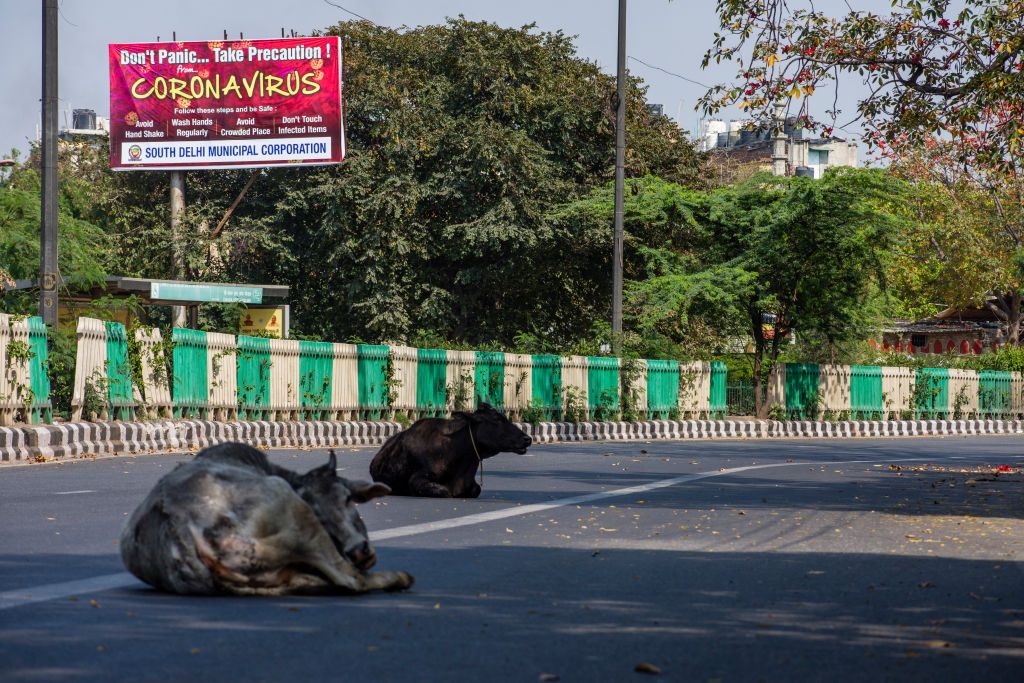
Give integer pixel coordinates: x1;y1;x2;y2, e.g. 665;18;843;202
0;0;873;162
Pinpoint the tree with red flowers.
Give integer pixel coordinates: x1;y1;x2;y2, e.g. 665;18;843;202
702;0;1024;342
883;117;1024;343
701;0;1024;161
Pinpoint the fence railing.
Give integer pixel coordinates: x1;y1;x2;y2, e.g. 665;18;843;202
56;318;738;423
8;312;1024;425
725;383;757;417
767;362;1024;420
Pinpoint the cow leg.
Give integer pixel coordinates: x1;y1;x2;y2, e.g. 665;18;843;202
221;568;412;596
251;494;413;594
458;480;482;499
287;525;413;593
408;472;452;497
361;569;415;592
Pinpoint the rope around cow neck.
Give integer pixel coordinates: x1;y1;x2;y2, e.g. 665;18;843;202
467;423;483;488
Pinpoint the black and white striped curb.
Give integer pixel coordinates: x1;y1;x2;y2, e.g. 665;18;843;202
0;420;405;462
520;419;1024;443
2;418;1022;462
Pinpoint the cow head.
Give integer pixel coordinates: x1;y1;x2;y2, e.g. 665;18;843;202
459;403;532;455
296;451;391;572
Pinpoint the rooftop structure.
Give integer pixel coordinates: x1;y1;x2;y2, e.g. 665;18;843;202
700;117;858;179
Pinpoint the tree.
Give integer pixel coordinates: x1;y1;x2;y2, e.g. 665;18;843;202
701;0;1024;161
884;133;1024;342
550;169;902;408
0;161;110;295
284;18;710;344
701;169;902;414
550;175;751;359
5;18;710;348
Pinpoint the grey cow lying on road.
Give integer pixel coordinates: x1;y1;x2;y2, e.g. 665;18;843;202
120;442;414;596
369;403;532;498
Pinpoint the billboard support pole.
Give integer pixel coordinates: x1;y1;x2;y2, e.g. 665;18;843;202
40;0;59;326
169;171;187;328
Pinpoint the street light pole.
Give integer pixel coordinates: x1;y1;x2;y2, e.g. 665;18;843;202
612;0;626;355
40;0;59;325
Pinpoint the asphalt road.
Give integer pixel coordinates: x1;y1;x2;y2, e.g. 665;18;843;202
1;436;1022;682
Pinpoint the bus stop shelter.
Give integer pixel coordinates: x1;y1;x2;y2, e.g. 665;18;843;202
7;276;291;336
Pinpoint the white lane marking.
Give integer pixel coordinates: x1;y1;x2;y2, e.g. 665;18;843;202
372;462;798;540
0;452;1007;610
54;490;96;495
0;572;138;610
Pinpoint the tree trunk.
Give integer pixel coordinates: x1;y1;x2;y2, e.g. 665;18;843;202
750;305;768;417
985;290;1023;346
1008;291;1023;345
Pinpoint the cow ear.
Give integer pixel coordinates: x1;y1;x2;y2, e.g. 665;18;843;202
477;402;492;412
307;451;338;481
348;480;391;503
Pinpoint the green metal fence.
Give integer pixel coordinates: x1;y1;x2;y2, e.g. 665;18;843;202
357;344;390;419
172;328;208;418
55;313;1024;426
725;382;756;417
26;317;52;424
978;370;1012;419
915;367;950;419
785;363;821;419
850;365;884;419
105;321;135;420
416;348;448;417
709;362;727;418
237;335;271;420
531;354;562;421
299;341;333;419
587;356;619;420
646;360;679;419
474;351;505;409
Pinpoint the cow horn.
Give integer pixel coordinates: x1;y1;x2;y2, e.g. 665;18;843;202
327;449;337;471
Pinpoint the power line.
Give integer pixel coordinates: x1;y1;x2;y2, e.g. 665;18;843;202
58;0;78;27
627;56;711;89
322;0;374;23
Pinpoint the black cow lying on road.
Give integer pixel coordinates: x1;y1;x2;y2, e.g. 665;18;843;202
120;442;414;596
369;403;532;498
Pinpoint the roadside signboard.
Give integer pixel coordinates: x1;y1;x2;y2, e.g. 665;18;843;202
240;306;287;338
150;282;263;304
108;37;343;170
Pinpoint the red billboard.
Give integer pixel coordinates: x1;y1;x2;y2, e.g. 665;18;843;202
108;37;344;170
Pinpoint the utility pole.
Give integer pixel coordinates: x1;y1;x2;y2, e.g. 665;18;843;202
612;0;626;355
169;171;187;327
40;0;59;325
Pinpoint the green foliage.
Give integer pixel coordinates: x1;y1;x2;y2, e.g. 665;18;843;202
6;339;32;363
619;358;645;422
447;371;474;412
519;399;547;426
81;368;109;421
0;15;936;381
283;19;709;345
910;374;942;417
701;0;1024;162
46;326;77;420
0;181;110;290
562;386;586;423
